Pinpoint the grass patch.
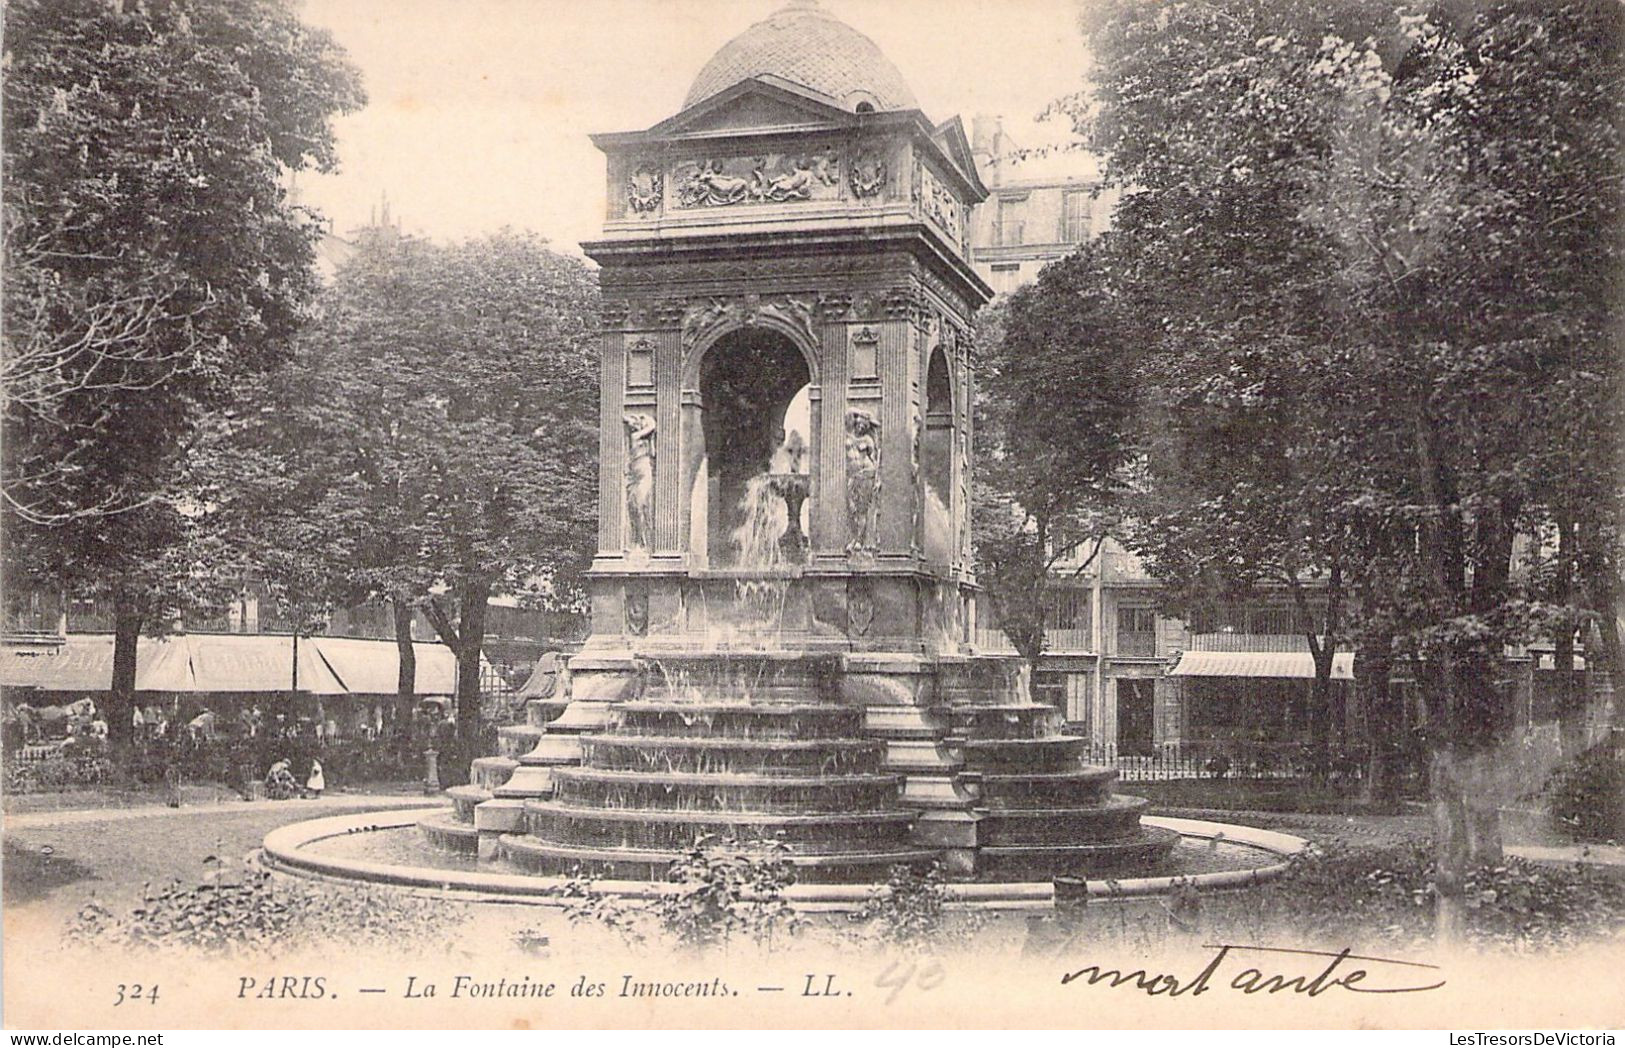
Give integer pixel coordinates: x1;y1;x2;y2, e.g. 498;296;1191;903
3;837;97;905
1133;777;1409;815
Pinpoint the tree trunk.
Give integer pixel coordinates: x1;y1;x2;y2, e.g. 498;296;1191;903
1583;574;1622;732
108;606;143;775
392;597;417;705
1555;516;1584;757
1359;643;1400;805
1429;742;1504;943
453;580;490;752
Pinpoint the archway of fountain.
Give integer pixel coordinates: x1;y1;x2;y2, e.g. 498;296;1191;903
693;327;813;571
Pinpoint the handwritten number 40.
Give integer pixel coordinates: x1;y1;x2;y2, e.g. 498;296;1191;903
114;984;159;1006
874;958;946;1005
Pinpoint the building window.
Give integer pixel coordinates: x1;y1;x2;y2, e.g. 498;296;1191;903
1117;605;1157;656
994;195;1027;246
1044;588;1091;632
1063;189;1093;243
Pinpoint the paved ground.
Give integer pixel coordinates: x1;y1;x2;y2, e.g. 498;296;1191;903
3;793;444;930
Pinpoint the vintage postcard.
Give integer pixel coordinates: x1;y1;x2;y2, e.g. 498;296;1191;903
3;0;1622;1033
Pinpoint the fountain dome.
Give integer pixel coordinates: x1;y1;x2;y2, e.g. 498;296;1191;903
683;0;918;113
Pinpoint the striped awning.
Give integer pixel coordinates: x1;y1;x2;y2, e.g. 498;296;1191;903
1169;650;1355;680
0;633;476;696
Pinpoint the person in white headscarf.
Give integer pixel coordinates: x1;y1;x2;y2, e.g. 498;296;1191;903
306;759;325;799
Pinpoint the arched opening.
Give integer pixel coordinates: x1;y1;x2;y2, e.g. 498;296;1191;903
922;346;953;562
696;328;812;569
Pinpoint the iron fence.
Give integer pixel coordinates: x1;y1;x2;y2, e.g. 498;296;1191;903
1072;738;1370;782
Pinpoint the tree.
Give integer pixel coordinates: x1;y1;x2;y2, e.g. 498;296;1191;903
1;0;363;764
972;245;1145;671
1063;0;1624;939
282;228;600;765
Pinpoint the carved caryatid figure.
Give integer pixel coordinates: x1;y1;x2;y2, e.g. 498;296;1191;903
845;408;881;554
623;413;657;554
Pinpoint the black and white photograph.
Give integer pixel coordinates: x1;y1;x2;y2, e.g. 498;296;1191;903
1;0;1622;1034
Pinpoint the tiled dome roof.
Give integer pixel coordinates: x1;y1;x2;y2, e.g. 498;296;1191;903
684;0;918;113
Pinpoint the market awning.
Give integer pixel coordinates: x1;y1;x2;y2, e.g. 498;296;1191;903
310;637;463;696
1;633;477;696
1169;650;1354;680
186;634;347;695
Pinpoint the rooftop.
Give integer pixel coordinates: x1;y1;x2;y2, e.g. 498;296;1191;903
684;0;918;114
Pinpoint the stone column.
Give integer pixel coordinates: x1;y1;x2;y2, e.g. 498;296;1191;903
653;329;683;555
598;327;627;556
878;312;916;560
813;320;848;558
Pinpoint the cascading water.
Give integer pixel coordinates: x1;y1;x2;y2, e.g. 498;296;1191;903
731;473;792;634
725;429;808;643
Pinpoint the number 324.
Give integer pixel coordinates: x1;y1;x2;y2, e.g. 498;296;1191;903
114;984;159;1006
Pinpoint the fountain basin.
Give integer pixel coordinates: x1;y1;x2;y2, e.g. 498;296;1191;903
262;809;1309;908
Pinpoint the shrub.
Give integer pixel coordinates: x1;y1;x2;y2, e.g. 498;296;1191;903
652;836;805;951
1263;842;1625;953
1545;742;1625;843
849;863;950;945
538;873;650;952
63;858;458;956
541;837;806;954
5;756;111;793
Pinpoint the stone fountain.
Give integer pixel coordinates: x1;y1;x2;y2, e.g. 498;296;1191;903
416;0;1177;886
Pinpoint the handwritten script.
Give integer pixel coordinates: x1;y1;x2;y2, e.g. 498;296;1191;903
1061;944;1445;998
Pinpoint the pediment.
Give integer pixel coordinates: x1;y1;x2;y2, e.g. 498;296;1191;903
931;116;986;197
651;77;859;138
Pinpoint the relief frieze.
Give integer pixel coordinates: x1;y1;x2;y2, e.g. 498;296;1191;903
679;293;820;355
672;150;840;208
914;163;963;245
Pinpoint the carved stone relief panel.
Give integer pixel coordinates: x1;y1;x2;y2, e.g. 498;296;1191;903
680;294;820;359
849;147;887;199
626;163;663;214
849;326;879;381
672;149;840;208
914;163;963;245
625;337;655;388
846;578;875;638
624;586;649;636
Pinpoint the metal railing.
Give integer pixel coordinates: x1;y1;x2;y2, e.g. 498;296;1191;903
1115;631;1158;657
1072;737;1370;782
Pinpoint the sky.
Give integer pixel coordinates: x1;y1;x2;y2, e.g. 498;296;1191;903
293;0;1091;255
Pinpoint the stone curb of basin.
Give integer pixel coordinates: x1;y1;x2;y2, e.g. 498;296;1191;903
259;808;1309;912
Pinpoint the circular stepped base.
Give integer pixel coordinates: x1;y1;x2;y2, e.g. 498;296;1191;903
419;811;480;854
446;784;492;821
976;767;1116;808
580;734;883;776
976;825;1181;881
499;834;938;884
470;756;519;790
525;800;917;852
496;724;544;757
609;702;861;739
550;766;904;813
960;735;1089;770
943;703;1064;739
974;795;1152;846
